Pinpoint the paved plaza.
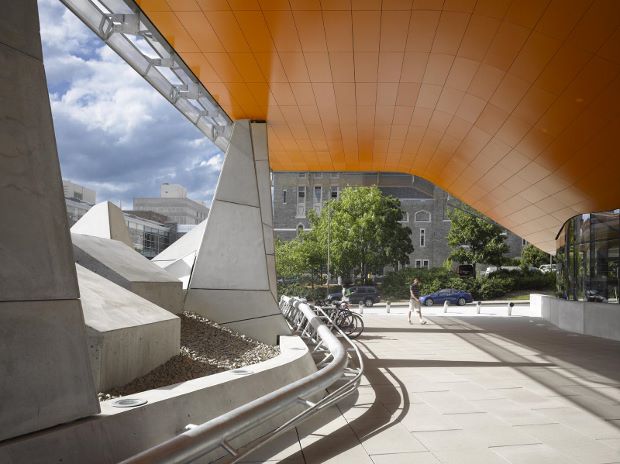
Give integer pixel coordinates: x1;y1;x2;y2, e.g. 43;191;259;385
245;308;620;464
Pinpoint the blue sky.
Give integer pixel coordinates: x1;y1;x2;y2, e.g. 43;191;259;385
38;0;224;208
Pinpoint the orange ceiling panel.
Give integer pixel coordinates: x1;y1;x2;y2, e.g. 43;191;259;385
137;0;620;253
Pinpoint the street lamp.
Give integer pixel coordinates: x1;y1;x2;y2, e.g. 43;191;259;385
326;201;331;298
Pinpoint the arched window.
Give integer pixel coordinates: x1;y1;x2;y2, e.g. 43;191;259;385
296;224;304;236
414;210;431;222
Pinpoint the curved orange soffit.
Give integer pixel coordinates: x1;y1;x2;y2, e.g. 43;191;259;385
136;0;620;253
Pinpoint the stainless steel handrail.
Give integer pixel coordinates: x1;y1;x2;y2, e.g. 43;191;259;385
120;296;363;464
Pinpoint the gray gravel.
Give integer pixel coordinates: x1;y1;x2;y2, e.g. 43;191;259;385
98;312;280;400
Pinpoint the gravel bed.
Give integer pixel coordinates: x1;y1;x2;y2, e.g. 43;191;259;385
98;312;280;401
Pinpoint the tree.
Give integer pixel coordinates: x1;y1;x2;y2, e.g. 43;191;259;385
447;206;508;271
521;243;551;268
275;232;325;286
310;186;414;282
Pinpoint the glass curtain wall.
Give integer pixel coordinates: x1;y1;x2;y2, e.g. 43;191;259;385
556;209;620;303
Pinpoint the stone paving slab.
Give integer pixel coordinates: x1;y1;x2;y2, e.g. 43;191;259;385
248;312;620;463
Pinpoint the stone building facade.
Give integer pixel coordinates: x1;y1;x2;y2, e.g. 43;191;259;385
273;172;524;270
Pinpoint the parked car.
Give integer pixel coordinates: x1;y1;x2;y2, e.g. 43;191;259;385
539;264;557;273
342;286;381;307
420;288;473;306
483;266;520;277
457;264;475;277
327;290;343;303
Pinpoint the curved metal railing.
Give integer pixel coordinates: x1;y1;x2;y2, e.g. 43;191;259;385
120;296;363;464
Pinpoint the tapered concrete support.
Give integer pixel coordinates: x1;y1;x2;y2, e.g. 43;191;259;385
185;121;290;344
0;1;99;441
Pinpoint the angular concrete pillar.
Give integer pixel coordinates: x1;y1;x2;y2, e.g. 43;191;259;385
184;121;290;344
0;0;99;441
71;201;133;247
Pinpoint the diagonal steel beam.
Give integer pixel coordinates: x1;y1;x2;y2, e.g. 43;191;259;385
59;0;233;152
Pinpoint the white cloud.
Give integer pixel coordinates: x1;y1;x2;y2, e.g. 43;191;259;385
38;1;224;206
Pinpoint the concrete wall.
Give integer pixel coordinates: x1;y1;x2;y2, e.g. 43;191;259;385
185;121;290;344
0;0;99;441
0;336;317;464
531;294;620;341
71;201;133;247
73;233;184;313
78;265;180;392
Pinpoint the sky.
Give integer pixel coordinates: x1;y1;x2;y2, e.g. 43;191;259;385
37;0;224;208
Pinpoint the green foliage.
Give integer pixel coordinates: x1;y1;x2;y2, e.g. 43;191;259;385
275;233;325;285
309;186;414;281
447;207;509;269
503;256;522;266
382;267;479;300
521;243;551;268
276;283;327;302
479;269;556;300
381;266;556;301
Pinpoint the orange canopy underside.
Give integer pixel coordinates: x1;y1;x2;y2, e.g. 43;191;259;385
136;0;620;253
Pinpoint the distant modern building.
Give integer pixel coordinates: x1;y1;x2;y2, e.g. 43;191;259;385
63;180;96;226
133;183;209;225
123;212;174;259
63;180;96;204
273;172;524;270
62;181;175;258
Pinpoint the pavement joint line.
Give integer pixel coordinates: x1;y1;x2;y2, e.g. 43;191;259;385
487;441;543;449
442;411;488;415
412;428;462;433
512;423;561;427
367;451;433;456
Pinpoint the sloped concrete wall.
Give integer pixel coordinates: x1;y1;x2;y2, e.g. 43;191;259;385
0;1;98;441
78;265;180;391
73;233;184;313
71;201;133;247
185;121;289;344
0;336;317;464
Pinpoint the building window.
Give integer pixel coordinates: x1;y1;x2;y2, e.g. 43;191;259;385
298;172;307;178
522;238;528;246
420;228;426;247
415;210;431;222
399;212;409;223
297;186;306;218
314;172;323;179
297;224;304;235
415;259;430;269
313;185;322;214
330;172;339;178
283;189;287;204
330;185;339;199
556;209;620;303
423;259;429;268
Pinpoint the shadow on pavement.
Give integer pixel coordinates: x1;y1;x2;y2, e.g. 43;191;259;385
429;316;620;429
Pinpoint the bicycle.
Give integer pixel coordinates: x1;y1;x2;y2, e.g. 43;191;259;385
320;301;364;339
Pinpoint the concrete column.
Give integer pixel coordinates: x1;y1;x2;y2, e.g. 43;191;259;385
0;0;99;441
184;120;290;344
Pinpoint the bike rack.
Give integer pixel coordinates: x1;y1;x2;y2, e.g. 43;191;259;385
120;296;364;464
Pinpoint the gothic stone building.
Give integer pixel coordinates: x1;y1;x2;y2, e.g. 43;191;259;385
272;172;524;270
